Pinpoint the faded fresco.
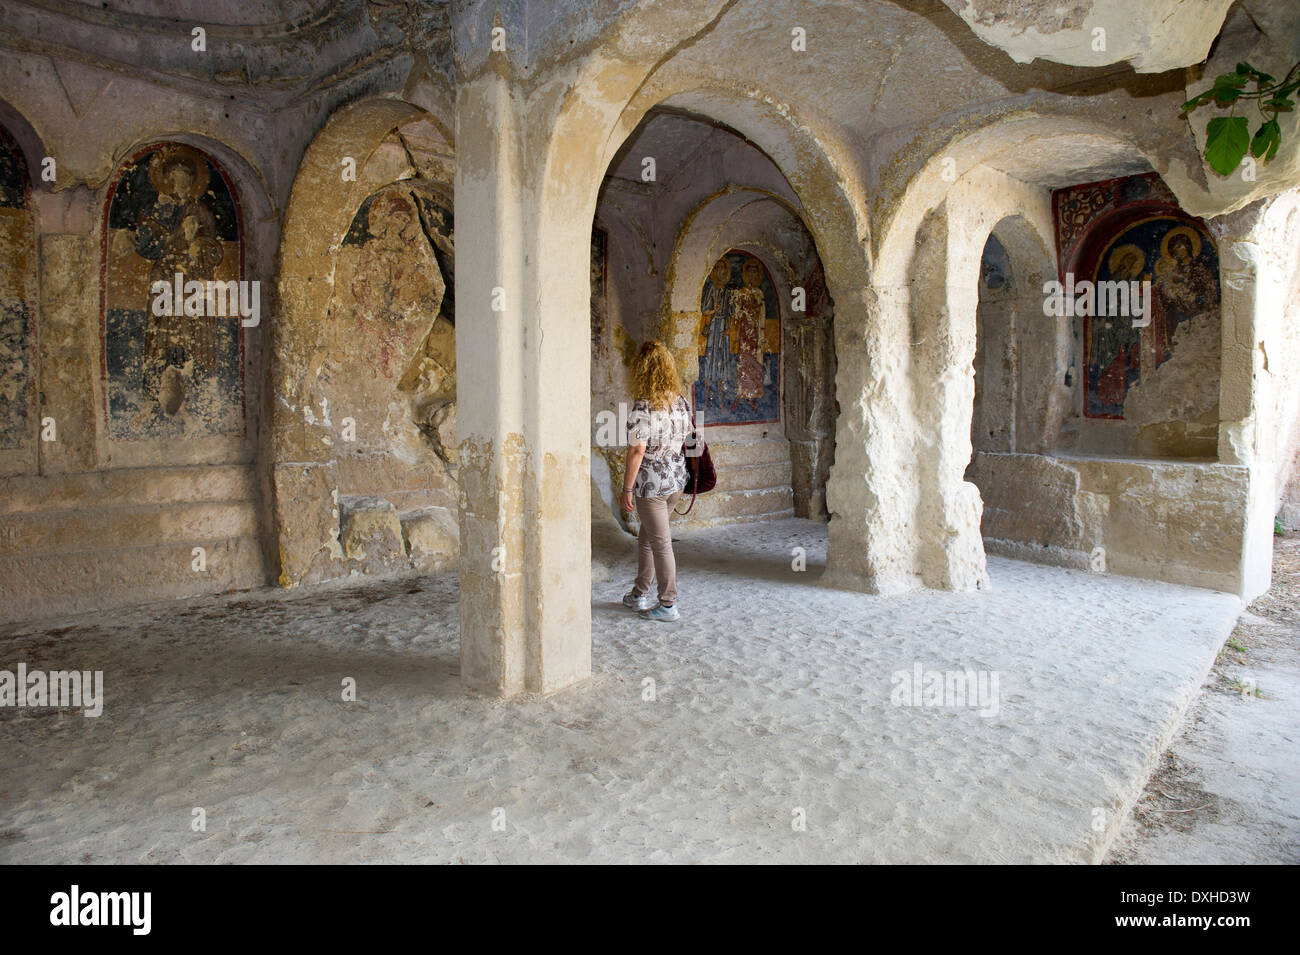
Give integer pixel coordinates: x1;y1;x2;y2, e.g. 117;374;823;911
102;143;244;438
323;182;454;465
694;250;780;425
1085;217;1219;418
0;124;34;451
338;187;441;379
337;185;453;395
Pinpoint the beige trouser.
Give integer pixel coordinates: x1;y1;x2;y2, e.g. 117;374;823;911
633;491;681;605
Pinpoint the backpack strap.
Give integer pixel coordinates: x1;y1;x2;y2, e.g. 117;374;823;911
675;393;700;516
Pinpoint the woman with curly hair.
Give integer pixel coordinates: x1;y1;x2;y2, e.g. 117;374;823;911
621;340;694;621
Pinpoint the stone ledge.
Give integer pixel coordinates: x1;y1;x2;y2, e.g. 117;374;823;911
0;465;258;514
0;501;262;558
0;535;267;625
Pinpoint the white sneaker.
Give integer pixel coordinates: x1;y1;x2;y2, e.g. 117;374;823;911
640;603;680;622
623;591;653;611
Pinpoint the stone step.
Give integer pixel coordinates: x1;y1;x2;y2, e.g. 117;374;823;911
0;535;268;625
714;459;791;493
675;506;796;529
703;437;791;468
678;485;794;523
0;465;257;514
0;501;262;558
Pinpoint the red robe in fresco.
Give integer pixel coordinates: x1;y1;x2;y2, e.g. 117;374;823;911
730;285;765;401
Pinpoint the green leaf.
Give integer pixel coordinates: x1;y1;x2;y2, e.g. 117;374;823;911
1214;87;1242;105
1205;115;1251;176
1251;118;1281;160
1264;96;1295;111
1214;72;1249;89
1240;62;1275;83
1182;90;1216;110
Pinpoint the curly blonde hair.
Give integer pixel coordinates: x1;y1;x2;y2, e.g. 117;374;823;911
631;340;684;412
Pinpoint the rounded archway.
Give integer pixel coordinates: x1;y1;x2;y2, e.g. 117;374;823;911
588;100;844;540
567;80;890;590
663;184;837;522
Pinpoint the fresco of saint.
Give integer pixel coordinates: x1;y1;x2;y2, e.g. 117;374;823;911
351;193;431;313
1089;242;1146;412
698;257;733;403
328;186;446;406
729;257;767;414
693;250;780;425
1153;226;1219;360
1083;217;1219;418
102;143;244;437
136;147;225;412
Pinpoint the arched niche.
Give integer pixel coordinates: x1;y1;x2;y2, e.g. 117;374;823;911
589;103;843;529
1057;174;1222;460
970;214;1067;457
99;142;247;451
543;74;886;587
327;179;457;524
661;185;837;521
273;99;458;587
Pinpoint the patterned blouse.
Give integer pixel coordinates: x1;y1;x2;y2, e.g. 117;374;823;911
626;394;692;498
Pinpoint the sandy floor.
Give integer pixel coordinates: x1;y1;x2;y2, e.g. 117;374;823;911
0;519;1242;863
1106;534;1300;864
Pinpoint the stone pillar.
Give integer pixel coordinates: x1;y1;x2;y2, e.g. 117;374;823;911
454;70;592;696
911;202;988;591
825;280;920;594
784;264;835;520
1213;197;1298;599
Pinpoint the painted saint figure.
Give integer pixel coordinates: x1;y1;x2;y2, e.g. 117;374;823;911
350;191;438;378
1089;242;1147;410
1153;227;1218;361
102;142;244;438
1082;215;1219;419
728;257;767;414
695;250;780;425
351;192;433;317
699;257;733;403
135;147;224;414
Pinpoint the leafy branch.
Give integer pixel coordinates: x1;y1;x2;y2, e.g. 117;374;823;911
1183;60;1300;176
